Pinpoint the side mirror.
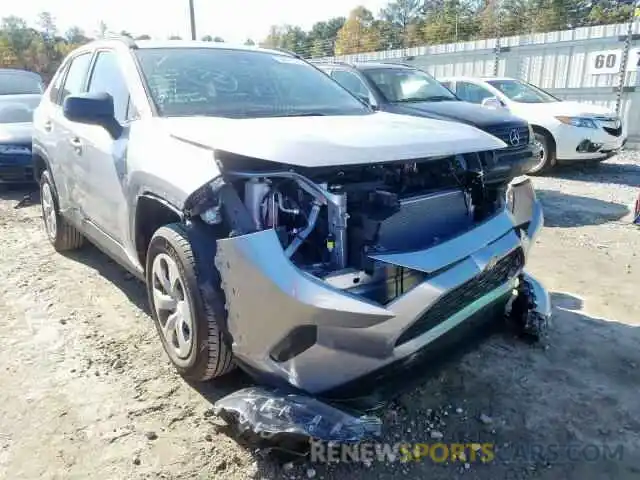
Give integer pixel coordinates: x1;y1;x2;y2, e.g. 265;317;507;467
481;96;505;110
63;92;123;139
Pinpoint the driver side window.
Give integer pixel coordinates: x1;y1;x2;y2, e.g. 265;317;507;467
87;51;135;123
456;81;494;104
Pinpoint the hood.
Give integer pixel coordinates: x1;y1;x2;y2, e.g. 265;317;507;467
386;100;527;129
517;100;616;118
0;122;32;144
163;112;507;168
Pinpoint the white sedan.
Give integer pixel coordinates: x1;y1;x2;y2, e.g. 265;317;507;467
440;76;628;173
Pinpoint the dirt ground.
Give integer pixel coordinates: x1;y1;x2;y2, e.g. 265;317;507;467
1;153;639;480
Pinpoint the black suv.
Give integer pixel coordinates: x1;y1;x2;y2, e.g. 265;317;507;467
313;61;538;179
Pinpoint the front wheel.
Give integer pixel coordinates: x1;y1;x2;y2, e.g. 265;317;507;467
146;223;234;381
528;131;556;175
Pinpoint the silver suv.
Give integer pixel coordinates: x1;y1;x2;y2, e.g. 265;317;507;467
33;38;550;396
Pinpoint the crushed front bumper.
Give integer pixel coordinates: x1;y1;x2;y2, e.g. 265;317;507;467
216;177;548;395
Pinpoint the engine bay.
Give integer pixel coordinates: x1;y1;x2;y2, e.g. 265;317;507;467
205;151;510;304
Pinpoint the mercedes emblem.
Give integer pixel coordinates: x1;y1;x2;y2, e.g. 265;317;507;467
509;128;521;146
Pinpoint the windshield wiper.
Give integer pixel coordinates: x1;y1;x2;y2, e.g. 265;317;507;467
274;112;327;117
395;95;455;103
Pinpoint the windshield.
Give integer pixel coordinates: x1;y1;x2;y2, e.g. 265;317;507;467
362;67;457;103
487;79;559;104
0;71;44;95
0;96;41;123
134;48;370;118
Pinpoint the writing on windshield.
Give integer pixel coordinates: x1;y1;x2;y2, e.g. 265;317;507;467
135;48;370;118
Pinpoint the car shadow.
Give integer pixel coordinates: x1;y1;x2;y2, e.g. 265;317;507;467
61;244;150;315
536;189;629;227
0;183;39;206
198;292;640;478
551;160;640;188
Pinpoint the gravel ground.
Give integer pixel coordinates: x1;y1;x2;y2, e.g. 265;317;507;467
1;153;639;480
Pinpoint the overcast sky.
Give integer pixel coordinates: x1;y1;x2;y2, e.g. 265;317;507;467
7;0;390;43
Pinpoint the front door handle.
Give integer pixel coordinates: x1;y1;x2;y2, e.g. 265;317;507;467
70;137;83;155
43;120;52;132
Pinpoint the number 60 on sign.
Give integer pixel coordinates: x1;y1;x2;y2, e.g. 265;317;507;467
588;48;640;75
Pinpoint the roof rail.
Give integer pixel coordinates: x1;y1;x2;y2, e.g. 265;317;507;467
308;59;353;66
103;34;138;49
376;61;414;67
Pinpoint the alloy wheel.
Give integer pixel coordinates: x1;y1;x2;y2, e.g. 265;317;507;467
530;136;548;173
41;182;57;240
151;253;194;361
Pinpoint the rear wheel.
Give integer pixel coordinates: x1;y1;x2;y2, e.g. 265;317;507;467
528;131;556;175
146;223;234;381
40;170;84;251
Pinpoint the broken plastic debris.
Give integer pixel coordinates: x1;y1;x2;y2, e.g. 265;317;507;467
212;386;382;446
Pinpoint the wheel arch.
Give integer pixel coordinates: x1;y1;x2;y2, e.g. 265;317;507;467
32;145;52;184
133;193;183;269
530;124;557;164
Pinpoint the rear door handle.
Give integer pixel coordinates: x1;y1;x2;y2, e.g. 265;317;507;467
43;120;52;132
70;137;83;155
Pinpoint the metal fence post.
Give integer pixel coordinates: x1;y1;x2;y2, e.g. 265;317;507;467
493;0;504;76
615;6;637;116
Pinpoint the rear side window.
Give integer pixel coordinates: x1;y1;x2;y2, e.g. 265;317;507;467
60;53;92;104
87;51;133;123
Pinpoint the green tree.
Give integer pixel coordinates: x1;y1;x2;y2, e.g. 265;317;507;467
261;25;308;55
334;7;382;55
380;0;423;47
244;38;256;45
307;17;346;56
529;0;570;32
201;35;213;41
421;0;478;44
37;12;57;42
66;26;88;44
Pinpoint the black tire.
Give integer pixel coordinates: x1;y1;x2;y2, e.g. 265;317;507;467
528;131;556;175
145;223;234;381
40;170;84;251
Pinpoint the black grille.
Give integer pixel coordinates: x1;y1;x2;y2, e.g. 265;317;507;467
0;165;33;181
394;247;525;346
484;125;530;148
603;126;622;137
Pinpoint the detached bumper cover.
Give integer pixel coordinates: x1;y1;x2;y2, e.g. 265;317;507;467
216;178;546;395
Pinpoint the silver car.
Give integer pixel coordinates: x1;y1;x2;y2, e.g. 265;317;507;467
32;39;550;396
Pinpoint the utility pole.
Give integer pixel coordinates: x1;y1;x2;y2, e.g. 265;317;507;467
189;0;197;40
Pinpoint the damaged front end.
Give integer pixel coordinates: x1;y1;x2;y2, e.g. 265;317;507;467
185;149;550;400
